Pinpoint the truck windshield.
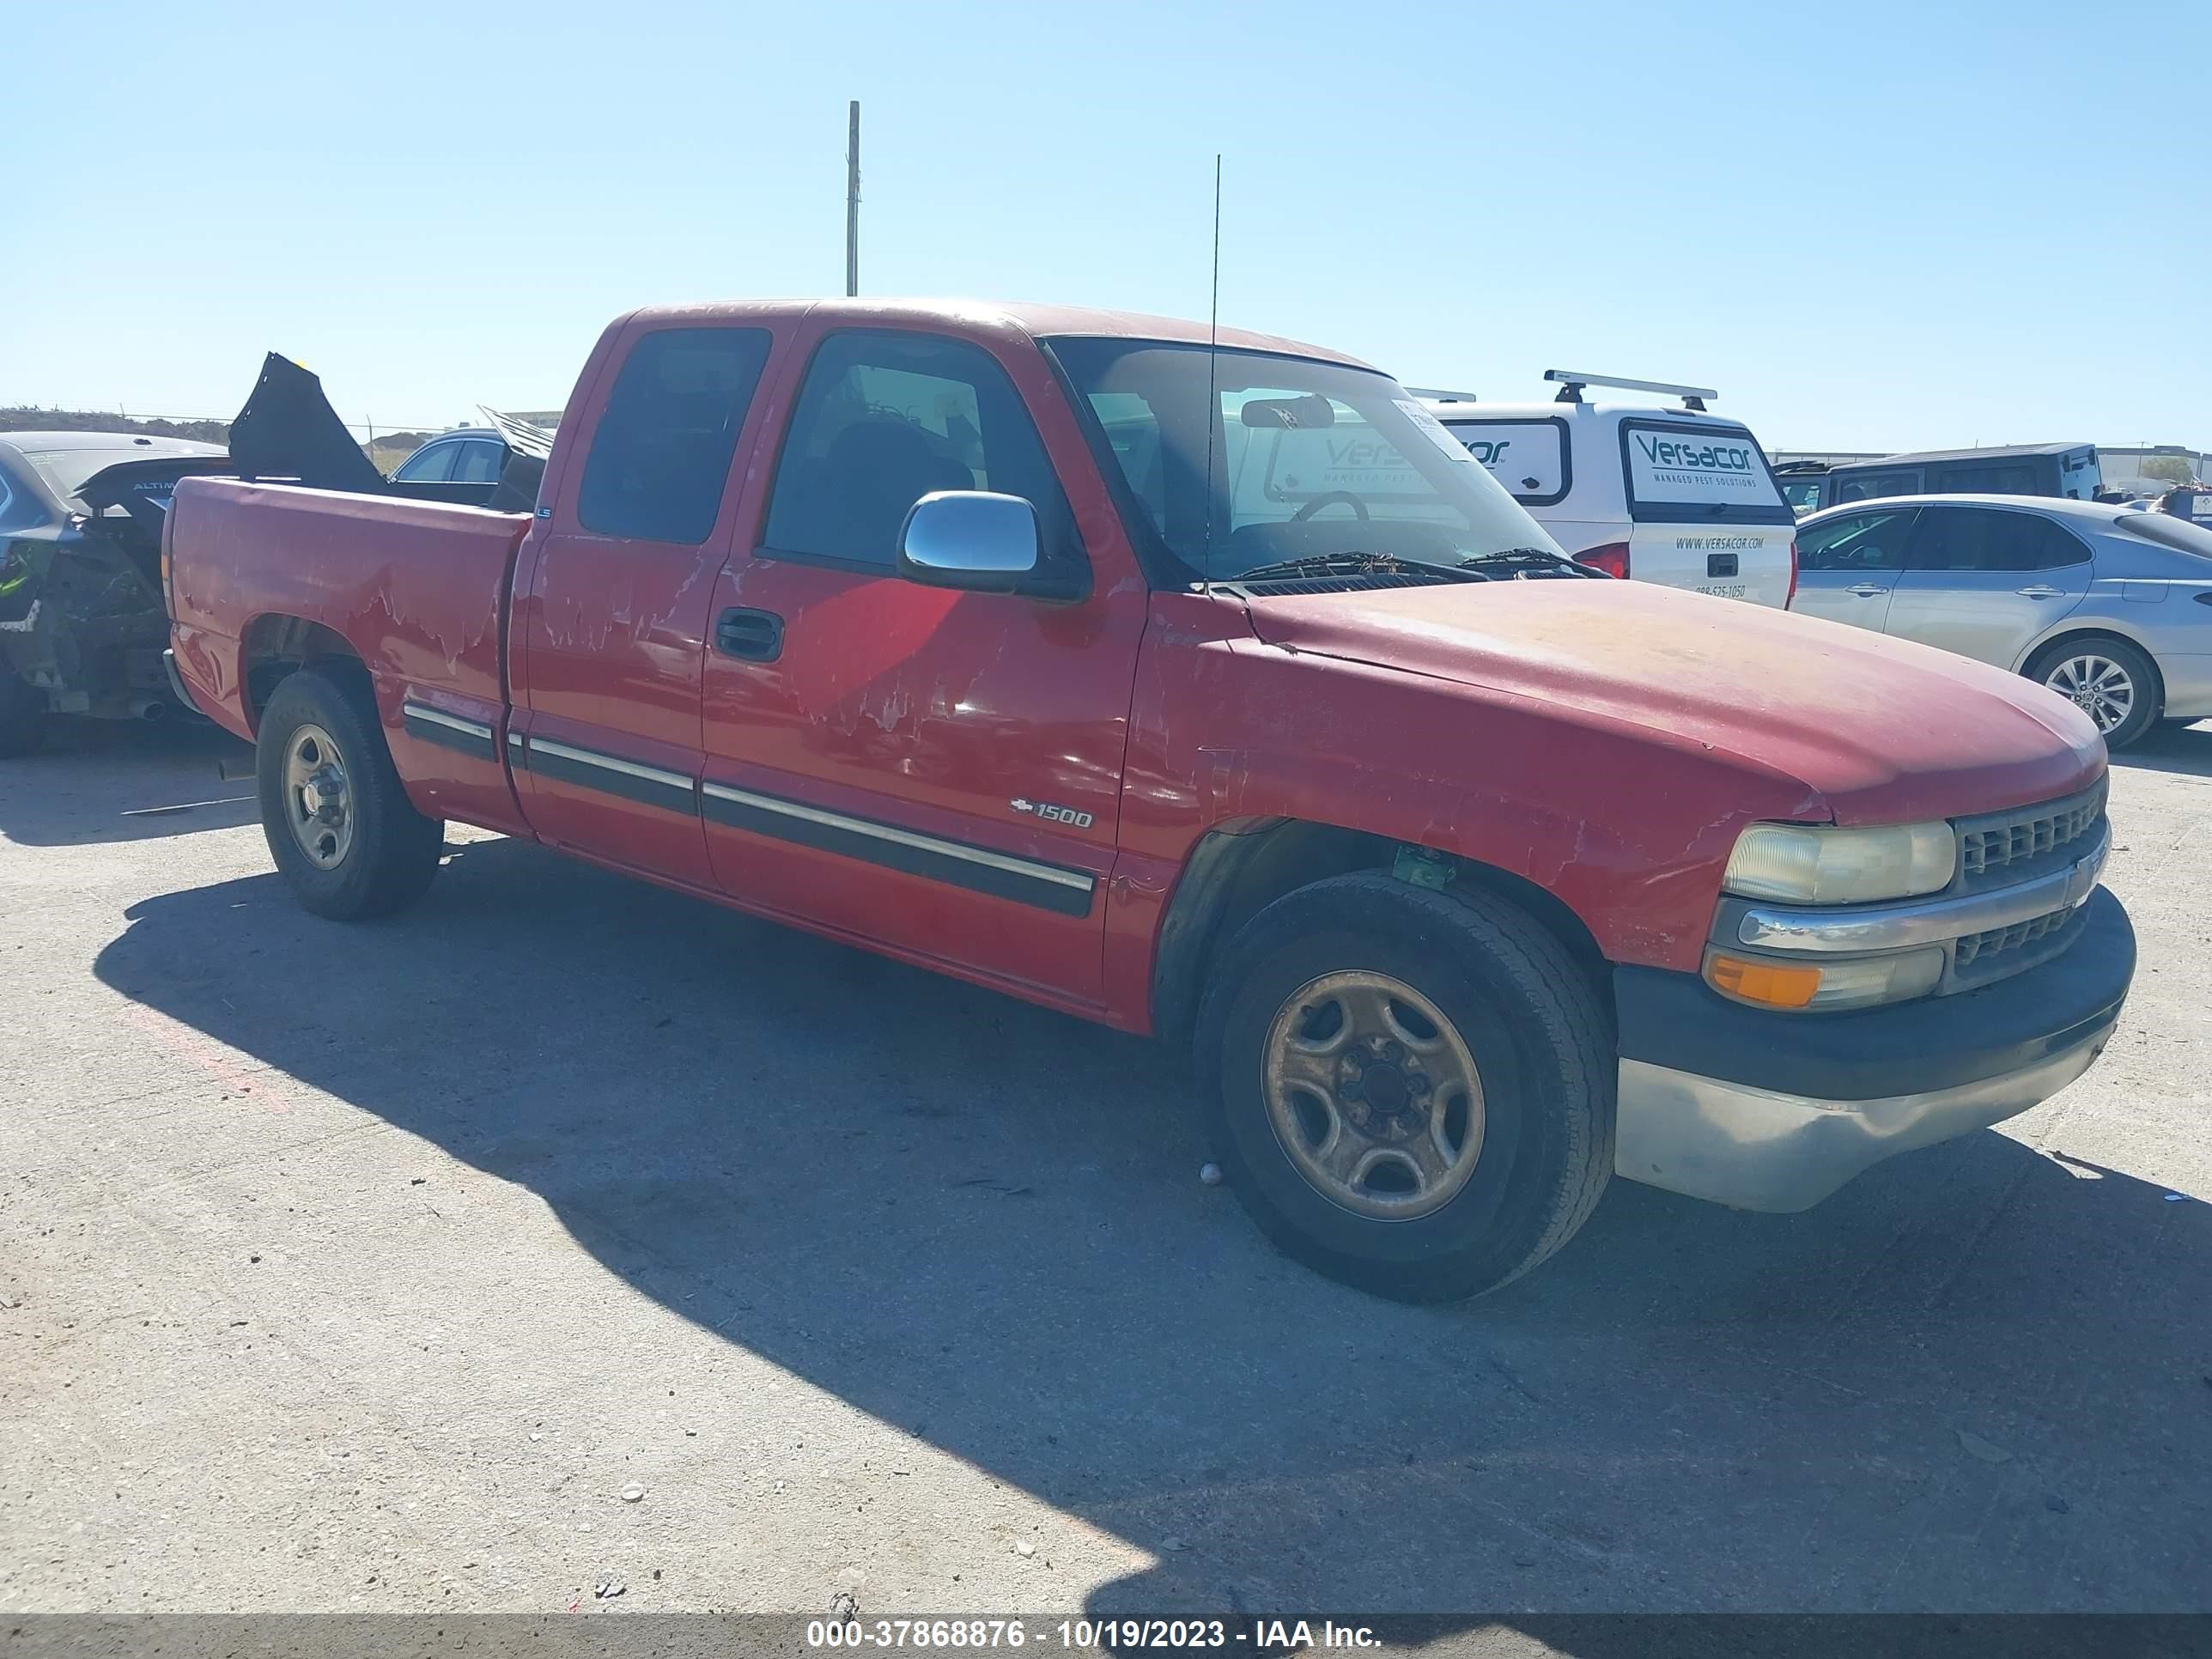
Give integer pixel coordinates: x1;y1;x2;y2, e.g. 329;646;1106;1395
1049;337;1561;584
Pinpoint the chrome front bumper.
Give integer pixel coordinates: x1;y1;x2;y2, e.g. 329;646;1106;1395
1613;1015;2116;1212
1610;886;2134;1212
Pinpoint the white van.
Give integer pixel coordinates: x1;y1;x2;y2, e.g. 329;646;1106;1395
1419;373;1797;606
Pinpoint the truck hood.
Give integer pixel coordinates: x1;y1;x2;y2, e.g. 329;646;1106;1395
1238;579;2105;823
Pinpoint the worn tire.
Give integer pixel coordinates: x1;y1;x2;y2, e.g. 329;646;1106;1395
2027;635;2161;751
256;666;443;920
0;671;46;757
1197;872;1615;1303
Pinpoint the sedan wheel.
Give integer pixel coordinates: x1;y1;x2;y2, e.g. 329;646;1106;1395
2045;653;2136;735
2028;636;2160;750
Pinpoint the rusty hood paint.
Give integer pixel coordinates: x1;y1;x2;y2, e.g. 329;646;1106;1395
1237;578;2106;824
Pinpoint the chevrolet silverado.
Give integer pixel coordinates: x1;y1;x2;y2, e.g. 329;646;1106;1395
162;299;2135;1301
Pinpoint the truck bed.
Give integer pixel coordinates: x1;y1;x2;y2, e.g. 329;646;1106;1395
166;475;530;787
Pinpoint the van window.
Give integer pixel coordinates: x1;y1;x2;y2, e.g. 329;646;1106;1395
1619;421;1791;525
1778;476;1826;514
1934;462;2038;495
576;326;773;544
1905;507;2089;572
1437;418;1569;505
1832;468;1922;505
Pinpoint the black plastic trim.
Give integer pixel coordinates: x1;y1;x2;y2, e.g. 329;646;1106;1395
700;786;1095;918
401;708;495;762
161;648;202;717
1616;889;2135;1102
520;739;698;817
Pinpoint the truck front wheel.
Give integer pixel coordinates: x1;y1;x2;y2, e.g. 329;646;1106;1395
256;667;443;920
1197;872;1616;1303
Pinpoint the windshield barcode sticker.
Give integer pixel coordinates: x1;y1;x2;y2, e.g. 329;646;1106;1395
1394;399;1476;464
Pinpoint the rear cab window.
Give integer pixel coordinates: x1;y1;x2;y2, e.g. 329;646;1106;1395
576;326;775;544
1618;420;1793;526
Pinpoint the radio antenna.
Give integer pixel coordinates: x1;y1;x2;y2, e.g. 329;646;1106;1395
1200;154;1222;592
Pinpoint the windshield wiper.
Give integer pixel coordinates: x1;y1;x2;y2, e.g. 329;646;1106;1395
1227;551;1478;585
1457;547;1602;578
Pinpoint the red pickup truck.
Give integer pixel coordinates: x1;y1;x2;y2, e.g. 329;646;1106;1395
163;300;2134;1301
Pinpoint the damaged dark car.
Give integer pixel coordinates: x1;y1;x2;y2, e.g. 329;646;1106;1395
0;432;235;755
230;352;550;514
0;359;550;757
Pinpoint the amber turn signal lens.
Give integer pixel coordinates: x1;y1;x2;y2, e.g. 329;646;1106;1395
1705;954;1823;1009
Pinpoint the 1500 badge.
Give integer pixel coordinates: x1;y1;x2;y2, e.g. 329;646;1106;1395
1011;798;1094;828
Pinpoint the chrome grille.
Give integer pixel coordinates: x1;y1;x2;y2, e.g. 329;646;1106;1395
1954;907;2074;968
1957;780;2106;883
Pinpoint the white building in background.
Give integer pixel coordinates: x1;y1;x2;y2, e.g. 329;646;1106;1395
2096;445;2206;493
1770;442;2204;497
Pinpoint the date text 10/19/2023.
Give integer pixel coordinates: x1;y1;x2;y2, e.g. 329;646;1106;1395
806;1620;1383;1650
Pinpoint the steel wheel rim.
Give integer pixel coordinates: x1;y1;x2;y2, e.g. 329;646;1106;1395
283;721;354;870
1261;969;1486;1221
2046;654;2135;733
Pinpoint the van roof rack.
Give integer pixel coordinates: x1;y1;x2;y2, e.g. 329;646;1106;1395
1407;386;1480;404
1544;369;1717;412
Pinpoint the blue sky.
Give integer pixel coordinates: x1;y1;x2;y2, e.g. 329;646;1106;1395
4;0;2203;454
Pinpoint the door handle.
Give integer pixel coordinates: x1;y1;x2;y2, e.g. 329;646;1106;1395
714;607;784;662
2015;585;2066;599
1846;583;1891;597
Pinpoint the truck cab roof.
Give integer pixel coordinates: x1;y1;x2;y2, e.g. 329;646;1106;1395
620;297;1373;368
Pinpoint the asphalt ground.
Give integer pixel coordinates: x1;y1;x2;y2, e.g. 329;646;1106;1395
3;716;2208;1626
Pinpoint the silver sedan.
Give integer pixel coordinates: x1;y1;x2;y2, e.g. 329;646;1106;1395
1790;494;2212;749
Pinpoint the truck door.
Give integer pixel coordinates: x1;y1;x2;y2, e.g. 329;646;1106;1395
1885;504;2093;667
696;324;1146;1008
510;325;775;887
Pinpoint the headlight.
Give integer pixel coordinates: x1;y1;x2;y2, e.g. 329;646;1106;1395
1723;821;1954;905
1705;945;1946;1012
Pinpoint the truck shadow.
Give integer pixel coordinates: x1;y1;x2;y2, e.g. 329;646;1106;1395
0;719;256;847
2112;719;2212;781
93;836;2212;1617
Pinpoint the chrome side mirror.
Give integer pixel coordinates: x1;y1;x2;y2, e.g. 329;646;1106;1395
896;491;1040;594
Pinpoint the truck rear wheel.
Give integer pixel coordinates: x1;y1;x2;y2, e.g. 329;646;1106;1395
256;666;443;920
1197;872;1615;1303
0;671;46;757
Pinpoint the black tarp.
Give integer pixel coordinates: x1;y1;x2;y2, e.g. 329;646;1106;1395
227;353;392;493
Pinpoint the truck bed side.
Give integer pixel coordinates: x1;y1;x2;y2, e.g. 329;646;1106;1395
166;475;532;833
